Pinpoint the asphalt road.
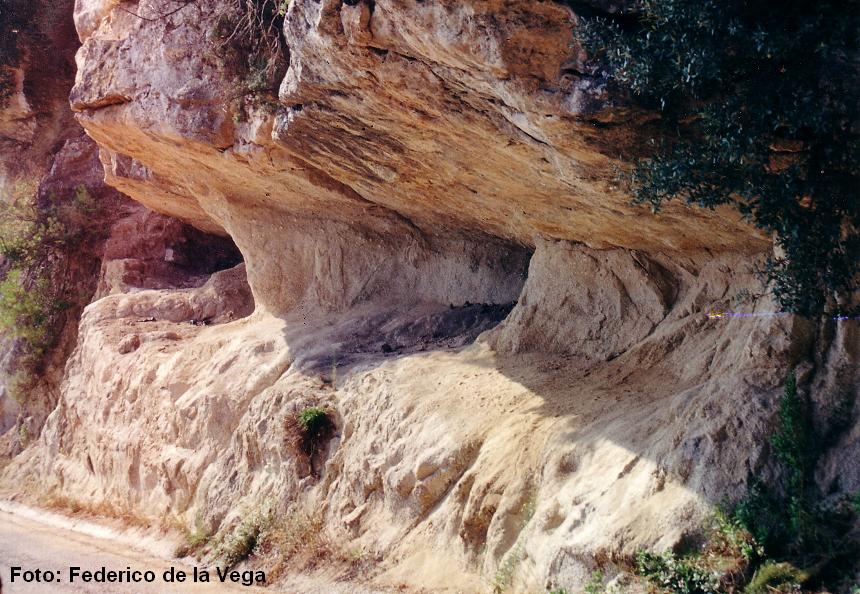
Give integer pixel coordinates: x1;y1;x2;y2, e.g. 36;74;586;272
0;509;266;594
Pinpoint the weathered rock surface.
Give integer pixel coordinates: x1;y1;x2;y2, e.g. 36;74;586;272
1;0;858;592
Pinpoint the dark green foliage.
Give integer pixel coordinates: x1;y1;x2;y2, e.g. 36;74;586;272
731;371;860;590
634;550;719;594
633;372;859;593
770;372;813;538
583;571;604;594
733;372;816;551
577;0;860;315
631;512;760;593
0;270;62;360
733;480;791;558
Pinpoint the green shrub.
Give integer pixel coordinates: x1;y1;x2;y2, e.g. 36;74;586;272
179;511;212;556
769;371;813;539
709;510;763;563
732;480;790;558
634;550;720;594
629;371;858;593
576;0;859;316
732;371;815;554
297;406;328;434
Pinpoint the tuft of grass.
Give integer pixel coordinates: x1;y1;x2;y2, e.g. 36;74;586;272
16;421;30;447
253;504;367;583
37;491;153;530
297;407;328;434
491;493;538;593
744;561;809;594
492;543;524;593
215;503;275;569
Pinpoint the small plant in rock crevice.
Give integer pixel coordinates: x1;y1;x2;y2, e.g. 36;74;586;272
584;570;606;594
491;493;538;593
210;0;289;103
283;405;334;463
254;506;339;581
634;550;721;594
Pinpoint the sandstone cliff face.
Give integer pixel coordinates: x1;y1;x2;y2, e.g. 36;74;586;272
2;0;858;592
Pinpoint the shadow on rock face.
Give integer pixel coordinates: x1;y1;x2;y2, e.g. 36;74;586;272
290;300;518;379
96;209;245;299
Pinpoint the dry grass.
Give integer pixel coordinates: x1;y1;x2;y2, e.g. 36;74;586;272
36;491;156;531
282;413;306;458
253;506;369;584
173;511;212;558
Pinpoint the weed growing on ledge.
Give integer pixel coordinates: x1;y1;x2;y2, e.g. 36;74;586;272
583;571;606;594
492;493;538;593
253;506;348;582
635;550;720;594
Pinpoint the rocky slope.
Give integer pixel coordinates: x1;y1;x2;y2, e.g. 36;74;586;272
1;0;858;592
